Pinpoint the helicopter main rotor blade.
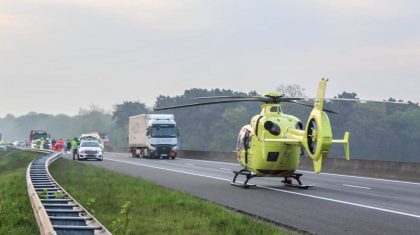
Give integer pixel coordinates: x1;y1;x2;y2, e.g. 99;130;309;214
279;97;305;102
288;101;339;114
192;96;304;102
325;98;411;104
304;98;411;105
192;96;271;102
154;98;264;111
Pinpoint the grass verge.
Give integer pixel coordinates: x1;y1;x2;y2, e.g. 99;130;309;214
0;149;41;235
50;158;290;235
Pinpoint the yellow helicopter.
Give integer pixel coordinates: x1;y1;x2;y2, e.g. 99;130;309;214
154;79;349;189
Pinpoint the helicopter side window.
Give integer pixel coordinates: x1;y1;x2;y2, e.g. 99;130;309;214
237;129;251;150
264;121;281;136
295;121;303;130
237;131;245;150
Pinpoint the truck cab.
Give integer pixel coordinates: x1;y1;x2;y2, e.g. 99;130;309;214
146;118;179;158
129;114;179;159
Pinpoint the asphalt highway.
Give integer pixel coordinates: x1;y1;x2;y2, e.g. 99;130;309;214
63;152;420;234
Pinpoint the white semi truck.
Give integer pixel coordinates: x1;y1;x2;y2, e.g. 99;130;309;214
128;114;179;159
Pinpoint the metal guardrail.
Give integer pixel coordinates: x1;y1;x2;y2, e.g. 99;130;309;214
15;147;112;235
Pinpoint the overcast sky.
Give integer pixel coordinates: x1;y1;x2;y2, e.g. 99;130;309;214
1;0;419;117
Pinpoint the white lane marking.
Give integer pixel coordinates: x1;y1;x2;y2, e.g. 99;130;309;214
110;155;420;186
343;184;371;190
300;170;420;186
107;158;231;182
220;168;233;171
106;158;420;220
185;163;195;166
177;158;240;166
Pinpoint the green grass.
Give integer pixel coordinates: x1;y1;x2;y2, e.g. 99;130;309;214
0;149;41;235
50;158;290;235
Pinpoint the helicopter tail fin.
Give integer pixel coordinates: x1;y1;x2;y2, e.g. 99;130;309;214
314;78;327;111
304;79;351;173
304;79;332;173
332;132;350;160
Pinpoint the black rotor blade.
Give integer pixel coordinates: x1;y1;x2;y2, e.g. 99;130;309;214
287;101;339;114
192;96;304;103
279;97;305;102
305;98;409;105
192;96;270;101
154;98;264;111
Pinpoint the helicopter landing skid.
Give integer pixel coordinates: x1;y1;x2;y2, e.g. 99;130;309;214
282;173;314;189
231;169;257;189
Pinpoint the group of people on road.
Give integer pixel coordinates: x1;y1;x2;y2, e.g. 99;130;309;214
50;138;79;159
51;138;65;151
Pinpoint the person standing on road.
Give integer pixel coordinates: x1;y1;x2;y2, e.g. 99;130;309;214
71;138;78;160
66;139;71;153
56;138;64;152
51;138;57;151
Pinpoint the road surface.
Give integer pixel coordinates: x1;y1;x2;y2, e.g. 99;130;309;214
62;152;420;234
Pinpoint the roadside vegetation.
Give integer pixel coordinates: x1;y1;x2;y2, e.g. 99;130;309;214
50;158;289;235
0;149;40;235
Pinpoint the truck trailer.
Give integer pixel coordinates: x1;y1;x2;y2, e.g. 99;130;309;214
128;114;179;159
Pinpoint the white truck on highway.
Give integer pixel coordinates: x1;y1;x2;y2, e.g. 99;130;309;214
128;114;179;159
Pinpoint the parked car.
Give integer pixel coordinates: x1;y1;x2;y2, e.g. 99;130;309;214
79;134;105;152
0;141;7;151
77;140;103;161
13;141;26;148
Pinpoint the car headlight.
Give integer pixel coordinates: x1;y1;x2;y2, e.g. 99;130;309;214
79;150;85;154
150;146;156;150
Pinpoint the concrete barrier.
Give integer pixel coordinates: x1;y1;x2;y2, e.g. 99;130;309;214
108;148;420;182
298;157;420;182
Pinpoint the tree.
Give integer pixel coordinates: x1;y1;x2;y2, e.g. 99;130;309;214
112;101;150;129
154;89;260;151
276;84;306;98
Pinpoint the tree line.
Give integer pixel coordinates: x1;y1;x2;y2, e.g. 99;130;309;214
0;86;419;162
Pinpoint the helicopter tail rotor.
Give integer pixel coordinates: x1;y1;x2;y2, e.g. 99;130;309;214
303;79;350;173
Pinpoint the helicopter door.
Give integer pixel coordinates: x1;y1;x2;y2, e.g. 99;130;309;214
237;127;252;164
237;128;251;150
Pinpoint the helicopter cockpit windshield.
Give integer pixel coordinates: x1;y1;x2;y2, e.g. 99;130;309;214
270;106;281;113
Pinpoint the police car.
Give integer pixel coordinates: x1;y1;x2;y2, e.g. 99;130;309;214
77;140;103;161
